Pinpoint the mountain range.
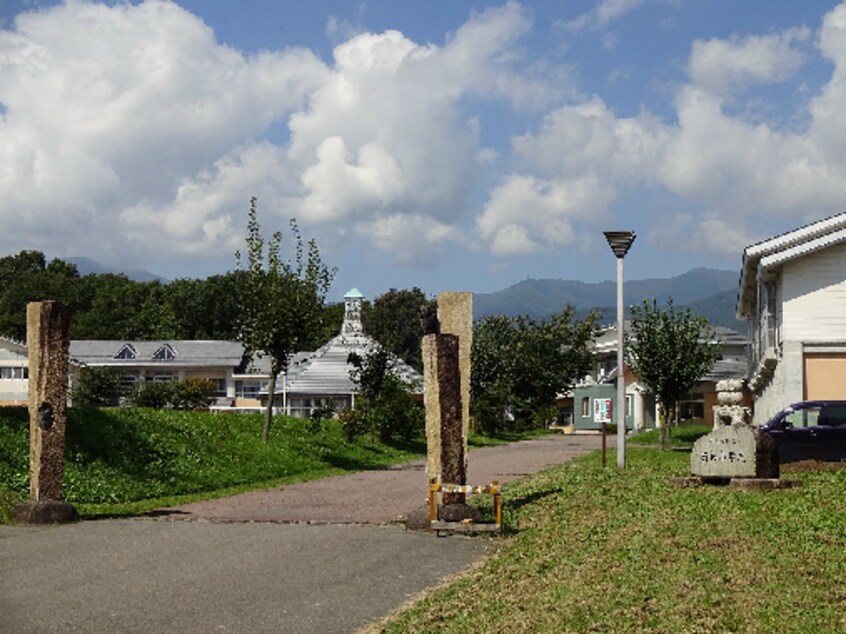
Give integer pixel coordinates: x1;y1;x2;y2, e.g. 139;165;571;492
473;268;743;330
62;256;743;330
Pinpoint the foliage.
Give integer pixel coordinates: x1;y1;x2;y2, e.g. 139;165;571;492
0;250;82;340
235;197;335;442
0;406;423;518
71;366;124;407
362;287;435;372
626;299;722;448
124;378;216;410
471;307;598;434
374;450;846;634
345;347;424;443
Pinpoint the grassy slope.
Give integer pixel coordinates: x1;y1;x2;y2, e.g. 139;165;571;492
0;407;424;518
372;449;846;634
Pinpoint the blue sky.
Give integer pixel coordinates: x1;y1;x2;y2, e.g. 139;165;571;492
1;1;845;301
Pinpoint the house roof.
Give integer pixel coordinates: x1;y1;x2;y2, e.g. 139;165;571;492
737;210;846;320
275;331;422;396
69;340;246;368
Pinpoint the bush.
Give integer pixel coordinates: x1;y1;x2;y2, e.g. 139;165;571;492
71;366;123;406
124;378;216;410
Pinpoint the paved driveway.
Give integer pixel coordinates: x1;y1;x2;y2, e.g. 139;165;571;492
0;435;601;633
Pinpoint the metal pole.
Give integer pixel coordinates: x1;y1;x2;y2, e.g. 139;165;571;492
616;256;626;470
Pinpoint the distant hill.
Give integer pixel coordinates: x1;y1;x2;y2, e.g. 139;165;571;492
474;268;743;329
65;257;166;283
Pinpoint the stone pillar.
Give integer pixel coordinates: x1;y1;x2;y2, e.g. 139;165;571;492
437;292;472;443
423;333;465;504
15;301;77;524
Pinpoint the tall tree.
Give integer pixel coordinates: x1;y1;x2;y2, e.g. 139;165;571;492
362;287;435;372
626;299;722;448
472;308;598;433
236;197;335;442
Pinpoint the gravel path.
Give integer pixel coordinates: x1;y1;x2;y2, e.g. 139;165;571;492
161;434;603;524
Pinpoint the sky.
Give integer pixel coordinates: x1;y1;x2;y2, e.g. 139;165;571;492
1;0;845;301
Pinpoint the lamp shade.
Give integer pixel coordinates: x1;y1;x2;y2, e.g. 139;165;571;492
603;231;636;258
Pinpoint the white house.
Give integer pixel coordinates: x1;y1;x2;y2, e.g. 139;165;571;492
737;211;846;423
0;336;29;405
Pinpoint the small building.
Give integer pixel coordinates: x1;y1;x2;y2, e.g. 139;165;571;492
572;321;748;432
0;336;29;406
737;211;846;423
69;340;247;404
262;288;423;418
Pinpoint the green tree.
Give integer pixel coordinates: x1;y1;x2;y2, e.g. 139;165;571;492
71;367;123;407
0;251;81;340
626;299;722;448
346;347;423;443
472;308;597;434
236;197;335;442
362;287;434;372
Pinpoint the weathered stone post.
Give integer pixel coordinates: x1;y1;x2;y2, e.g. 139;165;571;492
437;292;472;459
421;292;479;523
423;333;465;505
15;301;77;524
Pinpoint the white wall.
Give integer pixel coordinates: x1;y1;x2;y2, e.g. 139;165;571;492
781;243;846;342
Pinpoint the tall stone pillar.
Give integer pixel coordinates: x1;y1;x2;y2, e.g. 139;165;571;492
437;292;472;453
15;301;77;523
423;333;465;504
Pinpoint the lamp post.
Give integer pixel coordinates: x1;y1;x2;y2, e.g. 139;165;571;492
603;231;636;470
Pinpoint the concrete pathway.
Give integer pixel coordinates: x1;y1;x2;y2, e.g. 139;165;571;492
0;435;601;633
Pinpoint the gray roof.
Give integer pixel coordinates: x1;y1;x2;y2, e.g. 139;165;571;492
275;332;422;397
69;340;246;368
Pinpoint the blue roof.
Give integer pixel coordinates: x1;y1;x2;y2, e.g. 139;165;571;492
344;288;365;299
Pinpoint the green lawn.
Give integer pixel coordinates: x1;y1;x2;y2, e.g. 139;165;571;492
0;406;426;519
369;448;846;634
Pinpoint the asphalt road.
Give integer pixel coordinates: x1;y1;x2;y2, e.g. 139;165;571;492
0;435;602;633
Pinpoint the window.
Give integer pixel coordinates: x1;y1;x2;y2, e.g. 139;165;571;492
0;367;27;380
626;394;633;417
152;344;176;361
114;344;137;360
235;379;267;398
581;397;590;417
214;378;227;396
146;372;174;383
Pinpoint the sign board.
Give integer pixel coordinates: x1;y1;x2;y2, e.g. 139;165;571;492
593;398;612;424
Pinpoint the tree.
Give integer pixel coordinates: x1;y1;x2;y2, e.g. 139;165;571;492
472;307;598;434
236;197;335;442
345;347;423;443
626;299;722;448
71;367;123;407
362;287;435;372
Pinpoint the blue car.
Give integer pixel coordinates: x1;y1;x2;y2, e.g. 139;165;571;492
760;400;846;463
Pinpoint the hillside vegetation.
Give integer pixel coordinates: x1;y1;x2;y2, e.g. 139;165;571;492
0;407;423;519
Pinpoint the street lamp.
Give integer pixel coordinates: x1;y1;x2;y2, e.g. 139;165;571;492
603;230;636;470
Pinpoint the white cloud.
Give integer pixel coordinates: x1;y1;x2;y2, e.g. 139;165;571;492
688;28;811;98
0;0;325;265
564;0;666;32
0;0;563;270
477;2;846;259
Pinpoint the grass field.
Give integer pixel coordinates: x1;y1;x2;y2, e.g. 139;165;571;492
369;448;846;634
0;406;426;520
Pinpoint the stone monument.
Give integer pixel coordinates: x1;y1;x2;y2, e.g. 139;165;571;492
407;292;479;527
685;379;784;488
15;301;78;524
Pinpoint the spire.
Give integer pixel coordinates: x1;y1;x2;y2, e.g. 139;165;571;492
342;288;364;336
